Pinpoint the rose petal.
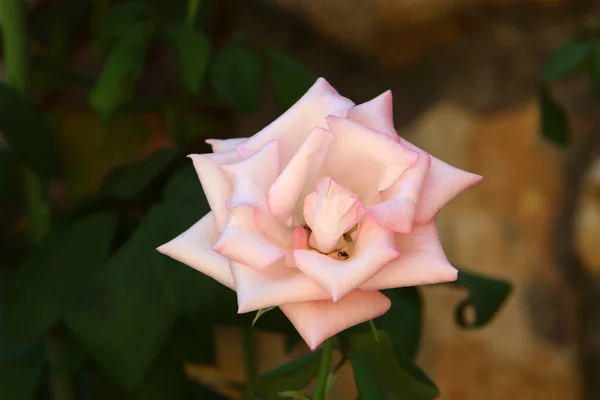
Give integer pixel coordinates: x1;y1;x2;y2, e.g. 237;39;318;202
267;127;334;223
280;290;391;350
188;150;241;231
400;139;482;223
237;78;354;164
156;212;235;290
303;177;364;254
360;222;458;291
231;260;330;313
213;207;285;270
294;216;399;301
346;90;398;140
324;116;417;205
366;153;431;233
205;138;248;153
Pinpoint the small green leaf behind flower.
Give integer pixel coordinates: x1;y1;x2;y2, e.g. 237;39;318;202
449;268;511;328
167;25;211;95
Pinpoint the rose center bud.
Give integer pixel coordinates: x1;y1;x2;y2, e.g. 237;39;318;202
303;177;365;255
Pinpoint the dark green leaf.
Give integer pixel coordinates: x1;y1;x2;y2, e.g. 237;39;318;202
52;332;89;373
0;147;17;199
167;319;215;365
378;288;422;359
254;350;322;400
101;147;178;199
268;50;315;110
0;84;57;176
0;319;46;400
350;331;439;400
167;25;211;95
541;41;592;84
210;42;263;113
3;213;118;339
449;268;511;328
94;1;146;46
89;21;155;121
162;162;207;204
538;86;569;146
278;391;310;400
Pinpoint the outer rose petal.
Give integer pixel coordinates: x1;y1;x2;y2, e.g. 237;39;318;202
205;138;248;153
400;139;482;223
237;78;354;164
294;216;399;301
213;207;285;270
189;151;241;230
280;291;391;350
230;261;330;313
346;90;398;140
366;153;431;233
324;116;417;205
268;127;334;223
360;222;458;291
156;212;235;290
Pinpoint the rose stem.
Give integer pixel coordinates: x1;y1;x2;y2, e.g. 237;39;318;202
313;337;334;400
0;0;72;399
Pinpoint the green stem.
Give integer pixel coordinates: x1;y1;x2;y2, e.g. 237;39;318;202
186;0;201;26
0;1;70;399
313;338;334;400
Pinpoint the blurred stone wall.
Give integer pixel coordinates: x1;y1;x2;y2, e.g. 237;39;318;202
187;0;600;399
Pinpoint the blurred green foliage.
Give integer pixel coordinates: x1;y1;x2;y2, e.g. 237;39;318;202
0;0;512;399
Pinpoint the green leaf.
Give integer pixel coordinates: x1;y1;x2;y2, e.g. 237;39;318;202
162;162;208;204
378;288;422;359
52;332;89;373
350;331;439;400
268;50;315;110
0;147;17;200
65;201;223;387
210;42;263;113
449;268;511;328
3;213;118;339
0;84;57;176
89;21;155;121
278;390;310;400
101;147;178;200
252;307;277;327
167;25;211;95
540;40;592;84
538;86;569;146
0;319;46;400
167;319;216;365
94;1;146;46
255;350;322;400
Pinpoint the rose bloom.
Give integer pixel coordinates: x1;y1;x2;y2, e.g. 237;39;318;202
157;78;481;350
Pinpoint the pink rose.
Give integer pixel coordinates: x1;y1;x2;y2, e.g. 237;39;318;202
157;78;481;350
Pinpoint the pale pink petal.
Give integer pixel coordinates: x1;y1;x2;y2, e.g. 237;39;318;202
293;226;310;250
213;207;285;270
366;153;431;233
188;150;241;231
237;78;354;164
205;137;248;153
346;90;399;140
220;140;293;248
324;116;417;205
294;216;399;301
231;260;330;313
303;177;364;254
360;222;458;291
280;290;391;350
156;212;235;290
400;139;482;223
268;127;334;223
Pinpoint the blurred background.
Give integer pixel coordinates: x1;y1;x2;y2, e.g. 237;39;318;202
1;0;600;399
